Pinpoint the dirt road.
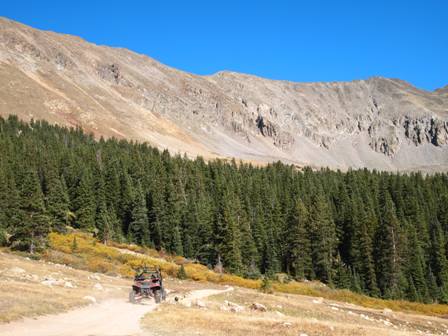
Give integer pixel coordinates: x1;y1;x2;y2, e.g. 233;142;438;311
0;288;231;336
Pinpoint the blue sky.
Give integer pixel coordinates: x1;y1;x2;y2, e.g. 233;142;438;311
2;1;447;90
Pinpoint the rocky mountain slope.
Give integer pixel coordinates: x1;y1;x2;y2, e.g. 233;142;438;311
0;17;447;171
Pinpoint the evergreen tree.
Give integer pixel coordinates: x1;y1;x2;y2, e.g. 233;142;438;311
406;226;429;302
128;183;150;246
286;199;312;279
46;172;72;232
375;193;403;299
216;187;243;274
0;165;22;233
309;192;337;284
350;196;379;296
0;116;448;303
11;169;50;253
429;218;448;302
72;171;96;231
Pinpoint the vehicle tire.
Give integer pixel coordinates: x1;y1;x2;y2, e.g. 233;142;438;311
129;290;137;304
154;289;161;304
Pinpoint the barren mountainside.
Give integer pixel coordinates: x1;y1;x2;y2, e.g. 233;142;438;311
0;17;447;171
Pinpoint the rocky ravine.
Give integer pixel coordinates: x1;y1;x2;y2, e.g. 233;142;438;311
0;17;447;171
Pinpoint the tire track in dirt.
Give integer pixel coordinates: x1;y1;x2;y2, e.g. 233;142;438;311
0;288;232;336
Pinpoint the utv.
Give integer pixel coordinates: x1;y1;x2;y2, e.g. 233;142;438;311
129;266;167;304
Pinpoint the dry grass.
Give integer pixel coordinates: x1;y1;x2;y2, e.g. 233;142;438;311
274;282;448;316
47;232;448;317
0;251;128;322
47;232;260;288
0;246;222;323
143;288;448;336
0;280;88;323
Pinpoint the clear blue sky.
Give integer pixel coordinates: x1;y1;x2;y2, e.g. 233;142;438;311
2;0;447;90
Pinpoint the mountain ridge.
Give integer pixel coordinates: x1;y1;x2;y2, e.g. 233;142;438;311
1;17;447;171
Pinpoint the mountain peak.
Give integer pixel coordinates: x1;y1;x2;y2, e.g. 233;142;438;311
0;18;447;171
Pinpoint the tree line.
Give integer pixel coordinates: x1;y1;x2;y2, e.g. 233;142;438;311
1;115;448;303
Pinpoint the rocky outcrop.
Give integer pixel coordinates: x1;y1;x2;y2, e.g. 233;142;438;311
255;115;294;149
402;117;448;146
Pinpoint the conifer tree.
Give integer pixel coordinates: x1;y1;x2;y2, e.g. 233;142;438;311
46;172;71;232
375;193;403;299
96;200;112;244
0;165;22;233
406;226;429;302
217;188;243;274
72;171;96;231
351;196;379;296
128;183;150;246
287;199;312;279
173;225;184;256
119;172;135;236
429;218;448;302
11;169;50;253
1;116;448;303
309;192;337;284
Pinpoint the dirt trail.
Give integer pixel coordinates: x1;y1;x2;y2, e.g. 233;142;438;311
0;288;232;336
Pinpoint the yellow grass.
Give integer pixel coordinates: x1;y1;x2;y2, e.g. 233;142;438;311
144;288;445;336
47;232;448;317
0;251;128;322
274;282;448;316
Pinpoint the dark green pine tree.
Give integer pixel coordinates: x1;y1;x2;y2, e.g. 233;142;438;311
406;225;429;302
438;192;448;233
427;268;441;303
239;210;259;278
119;172;135;236
72;171;96;231
161;178;184;252
46;172;72;232
193;191;215;265
334;253;351;289
217;188;243;274
250;195;268;272
173;225;184;256
350;196;379;296
0;165;22;233
286;199;312;280
350;267;363;293
128;183;150;246
374;193;403;299
309;191;337;284
104;162;121;212
11;169;50;253
96;199;112;244
429;218;448;303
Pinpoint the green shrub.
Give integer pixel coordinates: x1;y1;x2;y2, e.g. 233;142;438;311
177;264;187;279
260;276;273;294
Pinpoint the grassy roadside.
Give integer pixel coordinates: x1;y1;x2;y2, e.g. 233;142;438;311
45;232;448;317
143;288;448;336
0;250;129;322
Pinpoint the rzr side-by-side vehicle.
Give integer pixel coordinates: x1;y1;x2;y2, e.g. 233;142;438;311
129;266;167;304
